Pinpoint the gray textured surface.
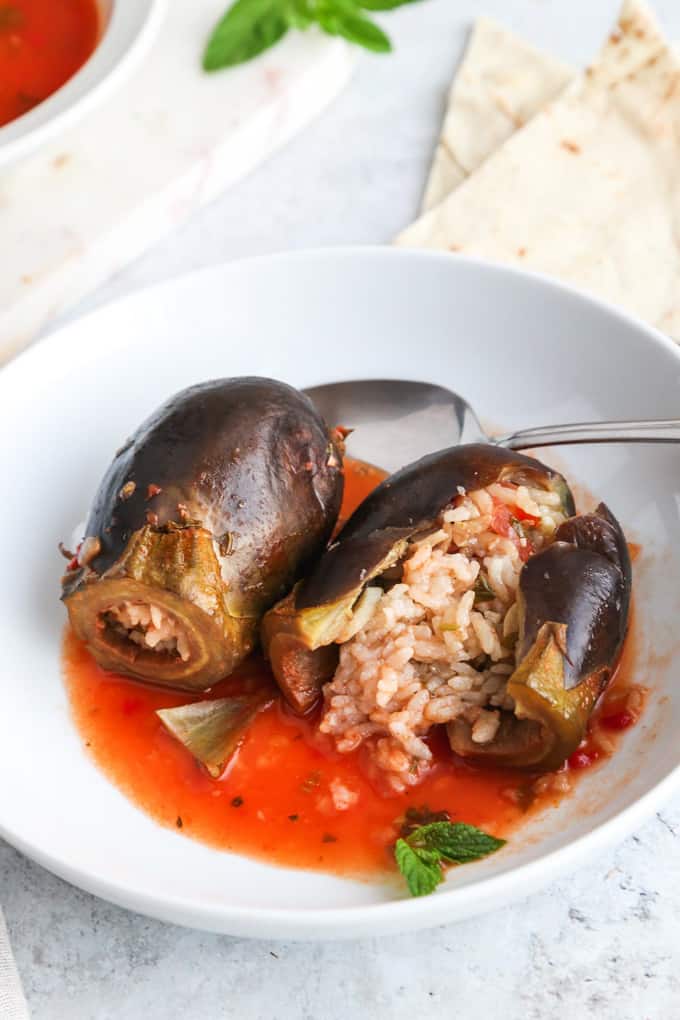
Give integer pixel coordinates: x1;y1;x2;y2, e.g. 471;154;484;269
4;804;680;1018
4;0;680;1016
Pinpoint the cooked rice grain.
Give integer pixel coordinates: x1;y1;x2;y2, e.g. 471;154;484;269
319;482;565;791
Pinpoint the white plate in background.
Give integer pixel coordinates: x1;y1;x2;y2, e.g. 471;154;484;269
1;248;678;938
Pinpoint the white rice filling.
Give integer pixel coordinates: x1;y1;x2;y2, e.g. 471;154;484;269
319;482;566;792
105;601;191;662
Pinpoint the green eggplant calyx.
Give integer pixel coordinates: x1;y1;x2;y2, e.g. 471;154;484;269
157;691;272;778
508;621;602;771
262;534;408;714
260;586;343;714
65;525;257;691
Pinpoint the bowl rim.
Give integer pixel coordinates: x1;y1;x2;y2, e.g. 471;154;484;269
0;0;165;168
2;246;680;938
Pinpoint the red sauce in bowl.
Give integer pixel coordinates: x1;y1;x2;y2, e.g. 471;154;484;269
62;459;644;880
0;0;99;129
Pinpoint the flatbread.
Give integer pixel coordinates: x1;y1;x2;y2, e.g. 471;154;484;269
422;18;574;212
398;0;680;341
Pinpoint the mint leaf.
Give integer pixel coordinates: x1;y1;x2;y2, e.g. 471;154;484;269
394;839;443;897
202;0;428;71
203;0;289;71
285;0;313;28
408;821;506;864
395;820;505;897
358;0;422;8
317;0;391;52
399;805;451;838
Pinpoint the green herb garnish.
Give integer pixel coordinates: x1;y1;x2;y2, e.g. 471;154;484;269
473;573;496;604
511;518;526;541
0;5;22;30
203;0;425;71
394;821;505;897
301;769;322;793
399;805;451;838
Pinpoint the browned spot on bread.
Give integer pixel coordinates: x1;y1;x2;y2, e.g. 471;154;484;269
561;140;581;154
517;247;527;258
663;77;680;101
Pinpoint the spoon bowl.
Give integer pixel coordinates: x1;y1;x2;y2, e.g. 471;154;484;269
304;380;484;472
305;379;680;473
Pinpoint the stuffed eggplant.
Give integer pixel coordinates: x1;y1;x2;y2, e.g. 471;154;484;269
261;445;630;788
63;377;344;690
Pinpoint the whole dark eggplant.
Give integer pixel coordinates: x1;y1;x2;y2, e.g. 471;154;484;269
448;503;631;769
63;377;344;690
261;444;574;714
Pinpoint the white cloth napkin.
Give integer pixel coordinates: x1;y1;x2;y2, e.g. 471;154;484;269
0;908;30;1020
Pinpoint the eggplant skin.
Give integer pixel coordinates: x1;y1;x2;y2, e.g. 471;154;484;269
518;504;631;691
63;377;344;689
262;444;574;714
449;502;631;770
298;444;573;609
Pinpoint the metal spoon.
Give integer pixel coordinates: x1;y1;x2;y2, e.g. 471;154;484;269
304;379;680;474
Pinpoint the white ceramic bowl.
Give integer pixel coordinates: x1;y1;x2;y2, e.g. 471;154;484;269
0;0;164;168
1;249;679;939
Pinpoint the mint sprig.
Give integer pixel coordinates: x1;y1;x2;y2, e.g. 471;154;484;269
394;821;505;897
203;0;424;71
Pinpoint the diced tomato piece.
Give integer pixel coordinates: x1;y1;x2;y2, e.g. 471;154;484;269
517;538;533;563
568;746;600;770
490;500;535;561
491;502;513;537
600;710;635;732
122;698;142;717
66;541;83;571
509;504;541;526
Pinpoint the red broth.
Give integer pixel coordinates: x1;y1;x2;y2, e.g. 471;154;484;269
63;458;645;879
0;0;99;129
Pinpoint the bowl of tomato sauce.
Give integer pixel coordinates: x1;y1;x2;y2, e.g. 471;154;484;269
0;0;163;167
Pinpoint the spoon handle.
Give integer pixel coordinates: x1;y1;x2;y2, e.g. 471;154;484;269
497;419;680;450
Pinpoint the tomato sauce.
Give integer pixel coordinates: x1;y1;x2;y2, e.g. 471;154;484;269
0;1;99;129
63;459;644;879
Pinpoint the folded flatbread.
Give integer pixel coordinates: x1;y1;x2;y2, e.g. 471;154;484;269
400;0;680;341
422;18;574;212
